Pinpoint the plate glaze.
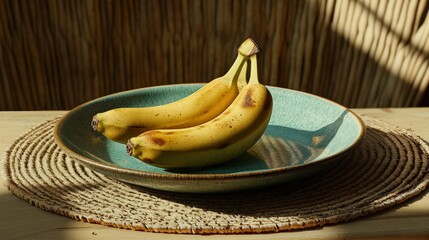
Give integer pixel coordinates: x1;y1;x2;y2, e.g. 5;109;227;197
54;84;365;193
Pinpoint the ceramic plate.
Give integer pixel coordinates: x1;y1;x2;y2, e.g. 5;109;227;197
54;84;365;193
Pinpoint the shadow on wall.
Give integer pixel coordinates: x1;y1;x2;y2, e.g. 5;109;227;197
321;0;429;107
0;0;428;110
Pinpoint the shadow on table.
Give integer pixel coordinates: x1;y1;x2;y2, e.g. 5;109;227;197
133;126;429;229
0;187;95;239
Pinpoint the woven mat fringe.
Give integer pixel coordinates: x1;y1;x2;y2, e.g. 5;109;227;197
1;116;429;234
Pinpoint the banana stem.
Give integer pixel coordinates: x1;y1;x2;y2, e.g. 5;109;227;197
249;55;260;84
224;54;246;83
238;38;261;57
225;38;261;84
237;61;249;90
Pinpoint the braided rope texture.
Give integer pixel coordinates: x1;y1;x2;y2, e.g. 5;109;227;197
1;116;429;234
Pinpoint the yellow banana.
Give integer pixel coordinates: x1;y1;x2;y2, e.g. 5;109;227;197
91;39;259;143
127;54;273;168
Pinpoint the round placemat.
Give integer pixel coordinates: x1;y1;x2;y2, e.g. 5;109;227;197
1;116;429;234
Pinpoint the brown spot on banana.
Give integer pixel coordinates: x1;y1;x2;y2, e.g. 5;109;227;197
242;89;256;108
151;137;166;146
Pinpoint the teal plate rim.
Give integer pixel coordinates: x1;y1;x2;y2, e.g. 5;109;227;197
53;84;366;189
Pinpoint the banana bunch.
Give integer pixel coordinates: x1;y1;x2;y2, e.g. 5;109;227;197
92;38;273;169
127;53;273;168
92;38;259;143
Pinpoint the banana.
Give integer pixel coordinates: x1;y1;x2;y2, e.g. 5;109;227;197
91;38;260;143
127;54;273;168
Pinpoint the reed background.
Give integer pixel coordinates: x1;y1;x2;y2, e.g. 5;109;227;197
1;0;429;110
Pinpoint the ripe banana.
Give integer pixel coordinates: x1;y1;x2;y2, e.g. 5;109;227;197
91;38;260;143
127;55;273;168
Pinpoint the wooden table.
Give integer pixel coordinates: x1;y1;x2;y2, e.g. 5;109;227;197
1;109;428;239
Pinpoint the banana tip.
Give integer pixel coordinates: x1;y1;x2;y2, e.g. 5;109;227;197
91;116;99;131
126;140;134;156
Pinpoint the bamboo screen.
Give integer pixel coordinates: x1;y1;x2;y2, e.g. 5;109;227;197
1;0;429;110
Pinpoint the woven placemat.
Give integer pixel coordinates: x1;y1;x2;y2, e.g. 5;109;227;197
1;116;429;234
